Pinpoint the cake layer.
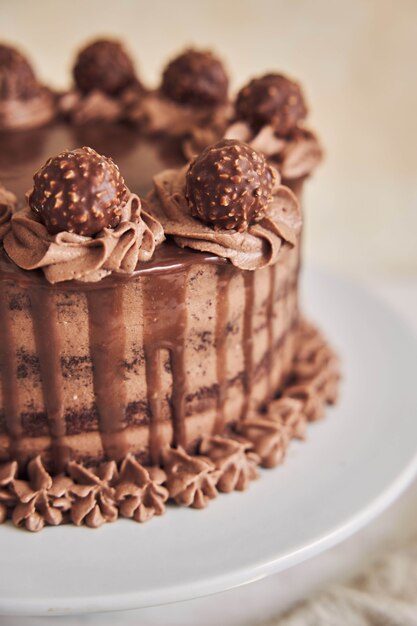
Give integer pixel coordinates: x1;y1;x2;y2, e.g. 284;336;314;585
0;237;300;471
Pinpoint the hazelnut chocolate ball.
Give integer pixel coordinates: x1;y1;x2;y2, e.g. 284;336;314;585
73;39;137;95
29;147;128;236
0;43;40;100
161;49;228;107
185;139;277;232
235;73;307;136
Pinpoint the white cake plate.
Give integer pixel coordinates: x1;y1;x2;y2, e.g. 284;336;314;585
1;267;417;617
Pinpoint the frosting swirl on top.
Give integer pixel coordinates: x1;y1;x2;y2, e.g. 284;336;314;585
225;122;323;180
60;37;144;125
147;166;301;271
130;91;231;138
59;84;142;126
0;185;16;241
4;192;164;283
131;48;230;139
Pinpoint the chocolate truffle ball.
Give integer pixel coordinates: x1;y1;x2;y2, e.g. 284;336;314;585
235;73;307;136
29;146;128;236
185;139;277;232
73;39;137;95
161;49;228;107
0;43;40;101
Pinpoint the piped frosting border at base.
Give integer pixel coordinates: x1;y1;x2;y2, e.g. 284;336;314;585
0;319;340;531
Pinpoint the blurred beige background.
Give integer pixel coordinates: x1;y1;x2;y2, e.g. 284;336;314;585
1;0;416;277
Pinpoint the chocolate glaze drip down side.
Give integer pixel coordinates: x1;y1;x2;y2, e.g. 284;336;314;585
241;271;256;418
143;267;189;462
87;286;129;461
147;166;302;271
225;122;323;180
266;264;277;401
28;287;69;472
4;192;165;283
213;265;231;433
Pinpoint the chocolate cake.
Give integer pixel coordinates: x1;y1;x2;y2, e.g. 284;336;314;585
0;41;339;532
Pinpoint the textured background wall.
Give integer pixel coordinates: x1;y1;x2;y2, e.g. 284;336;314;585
1;0;416;277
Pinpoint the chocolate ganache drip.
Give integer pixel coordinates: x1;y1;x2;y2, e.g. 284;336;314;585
143;267;189;463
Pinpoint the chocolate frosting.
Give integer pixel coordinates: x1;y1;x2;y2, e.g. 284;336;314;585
68;461;119;528
115;455;168;523
11;456;73;531
59;86;141;126
0;185;16;241
200;436;259;492
0;88;56;131
225;122;323;180
236;415;290;469
147;166;301;271
4;192;165;283
130;91;231;138
162;446;220;509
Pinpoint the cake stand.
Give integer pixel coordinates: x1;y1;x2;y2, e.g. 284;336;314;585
1;267;417;617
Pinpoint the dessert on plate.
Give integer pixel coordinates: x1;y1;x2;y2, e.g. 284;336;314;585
0;40;338;532
0;139;339;531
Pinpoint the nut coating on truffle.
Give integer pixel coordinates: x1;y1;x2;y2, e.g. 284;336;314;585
161;49;228;107
236;74;307;136
73;39;137;95
0;43;40;101
185;139;277;232
29;147;128;236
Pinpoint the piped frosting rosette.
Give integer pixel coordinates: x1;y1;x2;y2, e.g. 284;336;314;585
225;73;323;180
4;193;164;283
131;92;231;136
59;83;143;126
0;185;16;242
59;89;127;125
59;39;145;125
147;165;301;271
130;48;231;149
